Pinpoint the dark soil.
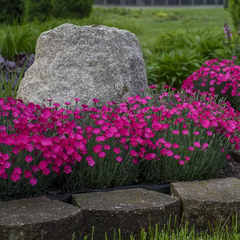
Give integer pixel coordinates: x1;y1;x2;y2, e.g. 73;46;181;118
215;153;240;180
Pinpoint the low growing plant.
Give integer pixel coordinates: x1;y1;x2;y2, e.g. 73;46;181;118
154;27;224;58
0;23;35;61
152;11;180;22
220;22;240;64
134;86;239;183
0;52;34;97
182;58;240;112
146;24;235;91
146;49;204;90
0;85;239;199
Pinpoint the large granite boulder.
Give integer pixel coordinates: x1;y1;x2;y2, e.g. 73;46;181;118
16;24;148;108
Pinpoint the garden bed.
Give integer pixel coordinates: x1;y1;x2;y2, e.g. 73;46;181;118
1;154;239;204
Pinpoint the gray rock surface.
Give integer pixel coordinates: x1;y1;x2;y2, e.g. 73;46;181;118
0;197;84;240
16;24;148;108
170;177;240;231
72;188;180;239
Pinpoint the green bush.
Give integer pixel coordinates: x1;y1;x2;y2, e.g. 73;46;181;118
146;49;205;90
154;31;188;53
185;30;224;59
146;27;226;90
153;11;168;19
224;0;229;9
228;0;240;31
152;11;180;22
23;0;52;23
0;14;142;60
154;28;224;60
0;0;24;25
23;0;93;23
50;0;93;20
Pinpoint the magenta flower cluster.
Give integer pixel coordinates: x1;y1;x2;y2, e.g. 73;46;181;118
0;84;239;187
182;59;240;106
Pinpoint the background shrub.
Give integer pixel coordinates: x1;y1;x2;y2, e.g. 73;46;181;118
50;0;94;20
23;0;94;23
146;49;205;90
228;0;240;31
154;28;224;59
145;27;226;90
0;0;24;25
23;0;52;23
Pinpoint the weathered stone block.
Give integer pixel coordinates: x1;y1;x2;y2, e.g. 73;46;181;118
72;188;180;239
170;177;240;231
0;197;84;240
17;24;148;108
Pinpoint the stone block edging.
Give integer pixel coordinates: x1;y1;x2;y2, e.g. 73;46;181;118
170;177;240;231
1;178;240;239
72;188;180;239
0;197;84;240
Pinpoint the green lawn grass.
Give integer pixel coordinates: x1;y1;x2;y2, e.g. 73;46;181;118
0;7;233;60
92;7;233;50
77;214;240;240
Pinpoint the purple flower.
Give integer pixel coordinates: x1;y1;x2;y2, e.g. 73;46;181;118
223;23;232;38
